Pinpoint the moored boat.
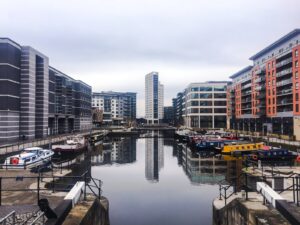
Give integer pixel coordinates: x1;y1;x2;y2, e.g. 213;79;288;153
2;147;54;169
222;142;264;155
52;135;87;153
248;149;297;161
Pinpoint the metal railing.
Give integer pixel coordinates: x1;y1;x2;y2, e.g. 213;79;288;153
0;170;102;206
218;160;300;206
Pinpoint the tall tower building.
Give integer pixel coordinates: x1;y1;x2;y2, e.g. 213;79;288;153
145;72;164;124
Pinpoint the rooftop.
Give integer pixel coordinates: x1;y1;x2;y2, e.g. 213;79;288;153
229;65;253;79
249;29;300;60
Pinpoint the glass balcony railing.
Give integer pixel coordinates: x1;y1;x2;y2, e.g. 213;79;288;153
276;78;293;87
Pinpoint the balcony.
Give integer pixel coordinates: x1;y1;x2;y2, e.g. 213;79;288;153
241;83;252;90
241;98;251;103
277;99;293;106
241;90;252;97
276;78;293;87
276;89;293;97
255;77;265;83
276;68;293;78
276;57;292;69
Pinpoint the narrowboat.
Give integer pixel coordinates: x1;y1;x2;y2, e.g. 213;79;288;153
2;147;54;169
222;142;264;155
248;149;297;161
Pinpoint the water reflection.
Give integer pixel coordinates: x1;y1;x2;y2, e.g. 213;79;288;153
176;143;227;185
87;135;245;225
145;134;164;182
91;137;136;165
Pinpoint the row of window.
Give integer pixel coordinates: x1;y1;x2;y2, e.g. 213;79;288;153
188;93;227;99
187;100;227;106
189;86;226;92
188;108;227;114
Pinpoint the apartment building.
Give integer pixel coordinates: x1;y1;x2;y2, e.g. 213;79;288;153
0;38;92;143
228;29;300;140
92;91;137;125
172;92;185;126
145;72;164;124
175;82;227;130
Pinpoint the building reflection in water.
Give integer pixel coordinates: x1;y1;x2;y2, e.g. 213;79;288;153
173;143;226;185
91;137;137;165
145;131;164;182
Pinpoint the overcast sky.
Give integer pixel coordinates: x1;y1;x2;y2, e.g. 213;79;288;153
1;0;300;117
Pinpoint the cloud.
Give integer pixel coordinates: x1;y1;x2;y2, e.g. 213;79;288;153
1;0;300;117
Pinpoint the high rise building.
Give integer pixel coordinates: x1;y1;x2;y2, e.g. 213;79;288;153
0;38;92;143
145;72;164;124
228;29;300;140
92;91;137;125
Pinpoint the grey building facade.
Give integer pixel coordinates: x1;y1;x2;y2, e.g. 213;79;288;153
0;38;92;143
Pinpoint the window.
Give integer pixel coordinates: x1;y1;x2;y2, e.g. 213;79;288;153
214;108;226;113
296;82;299;90
191;101;199;106
296;104;299;112
296;72;299;79
214;93;226;98
214;86;226;91
296;61;299;68
200;108;212;113
296;50;299;57
191;87;198;92
200;93;212;98
199;86;212;91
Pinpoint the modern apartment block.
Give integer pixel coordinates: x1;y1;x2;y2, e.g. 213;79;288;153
145;72;164;124
163;106;174;124
172;92;185;126
174;82;227;129
228;29;300;140
49;67;92;135
0;38;92;143
92;91;137;125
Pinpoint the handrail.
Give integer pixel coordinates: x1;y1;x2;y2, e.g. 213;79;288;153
28;212;45;225
0;210;15;223
0;170;102;206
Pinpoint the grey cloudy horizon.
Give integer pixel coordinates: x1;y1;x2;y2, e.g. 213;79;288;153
1;0;300;117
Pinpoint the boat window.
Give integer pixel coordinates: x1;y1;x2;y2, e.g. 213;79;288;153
25;158;31;162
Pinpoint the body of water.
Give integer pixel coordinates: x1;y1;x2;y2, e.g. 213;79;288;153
90;134;236;225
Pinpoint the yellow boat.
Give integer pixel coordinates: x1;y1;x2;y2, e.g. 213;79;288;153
222;142;264;155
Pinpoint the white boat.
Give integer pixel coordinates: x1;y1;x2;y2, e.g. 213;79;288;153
52;135;87;153
2;147;54;169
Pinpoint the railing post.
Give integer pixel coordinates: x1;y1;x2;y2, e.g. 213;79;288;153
224;189;227;205
37;176;40;205
98;180;101;199
219;185;222;200
52;175;55;193
293;177;295;204
0;177;2;206
245;173;248;200
84;172;87;200
297;177;299;207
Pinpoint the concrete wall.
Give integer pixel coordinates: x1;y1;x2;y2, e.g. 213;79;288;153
213;198;290;225
62;196;109;225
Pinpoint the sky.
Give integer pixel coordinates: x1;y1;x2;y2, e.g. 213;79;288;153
1;0;300;117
